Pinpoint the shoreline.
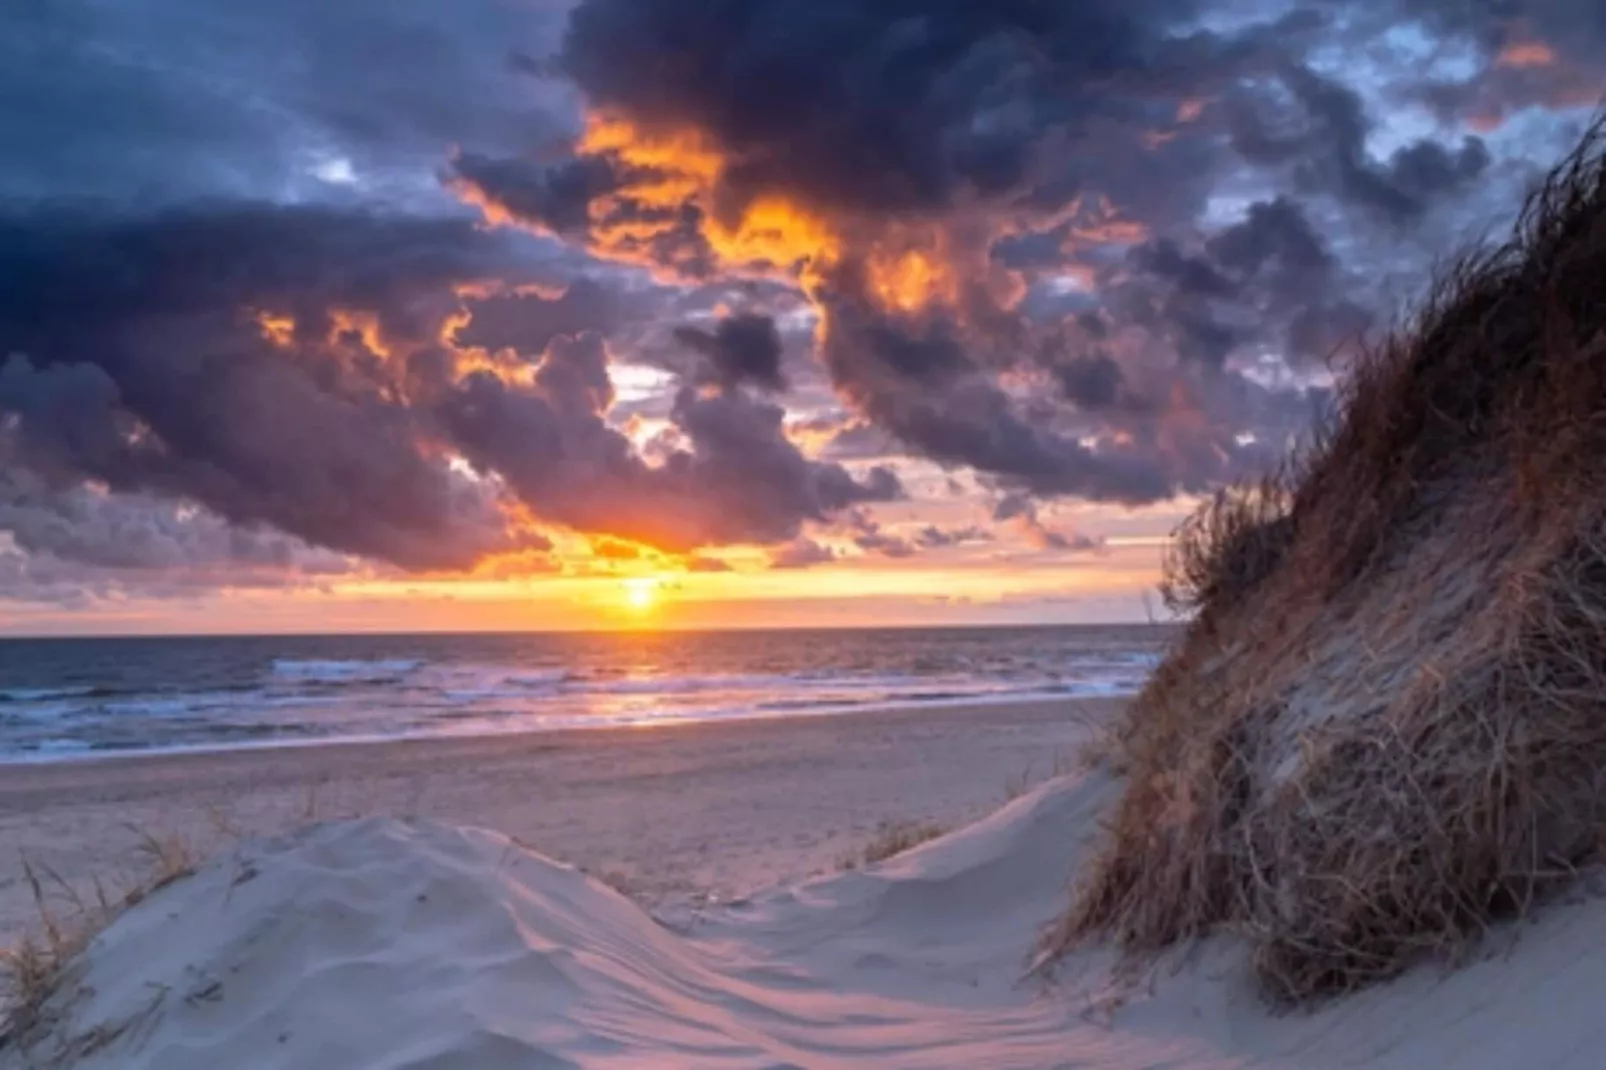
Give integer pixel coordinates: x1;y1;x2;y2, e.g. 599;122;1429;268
0;696;1117;943
0;687;1132;769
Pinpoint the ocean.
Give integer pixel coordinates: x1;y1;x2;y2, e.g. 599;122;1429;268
0;626;1171;763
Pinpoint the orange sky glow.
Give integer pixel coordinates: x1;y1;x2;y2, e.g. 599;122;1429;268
0;545;1172;636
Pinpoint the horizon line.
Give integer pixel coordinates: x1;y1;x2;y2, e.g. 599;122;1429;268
0;618;1182;642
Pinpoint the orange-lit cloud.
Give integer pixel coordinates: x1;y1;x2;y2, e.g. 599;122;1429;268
254;310;296;348
576;113;843;277
865;244;958;314
453;110;994;325
591;536;646;560
1496;40;1557;70
327;308;391;358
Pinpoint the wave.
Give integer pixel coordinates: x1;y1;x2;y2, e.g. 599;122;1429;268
1;640;1164;763
269;658;425;685
0;684;136;703
570;670;915;697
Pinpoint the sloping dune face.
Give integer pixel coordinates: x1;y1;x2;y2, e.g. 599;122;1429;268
1056;119;1606;1003
14;783;1606;1067
1;779;1148;1070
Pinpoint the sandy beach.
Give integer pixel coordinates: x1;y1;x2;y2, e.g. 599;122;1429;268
11;695;1606;1068
0;698;1111;946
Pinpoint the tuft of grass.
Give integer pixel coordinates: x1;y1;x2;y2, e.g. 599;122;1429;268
1;830;197;1051
838;820;949;870
1158;475;1297;616
1002;767;1034;803
1002;748;1081;802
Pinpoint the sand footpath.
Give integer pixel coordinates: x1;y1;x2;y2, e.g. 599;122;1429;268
0;698;1111;945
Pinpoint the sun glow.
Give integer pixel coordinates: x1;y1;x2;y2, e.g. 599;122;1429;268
623;577;660;612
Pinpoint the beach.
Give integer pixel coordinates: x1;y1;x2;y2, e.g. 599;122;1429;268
0;697;1111;945
11;691;1606;1069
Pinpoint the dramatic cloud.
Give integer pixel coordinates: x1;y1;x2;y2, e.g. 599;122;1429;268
0;205;535;571
672;314;788;393
914;525;993;549
0;0;570;205
1224;64;1493;221
768;537;837;570
994;494;1102;553
3;0;1603;607
0;473;354;576
437;332;901;552
451;0;1572;513
452;277;625;355
840;510;917;560
0;201;898;581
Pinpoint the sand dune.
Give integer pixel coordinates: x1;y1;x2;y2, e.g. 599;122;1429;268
9;768;1606;1069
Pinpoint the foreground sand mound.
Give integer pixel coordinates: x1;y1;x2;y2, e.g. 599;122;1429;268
0;776;1116;1070
1054;118;1606;1002
14;774;1606;1067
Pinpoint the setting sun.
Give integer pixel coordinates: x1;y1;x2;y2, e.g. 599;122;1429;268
623;577;659;612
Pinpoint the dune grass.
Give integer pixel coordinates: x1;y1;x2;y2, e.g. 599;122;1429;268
1;831;196;1053
1045;113;1606;1004
838;820;950;870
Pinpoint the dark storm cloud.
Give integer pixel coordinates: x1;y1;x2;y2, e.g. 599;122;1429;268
1368;0;1606;132
818;277;1179;503
528;0;1290;259
558;0;1237;221
1089;195;1376;382
464;0;1390;506
0;203;521;336
768;538;837;570
914;525;993;549
0;204;532;571
840;510;917;559
1225;65;1493;222
452;151;723;279
454;277;625;355
1360;0;1606;62
0;0;569;206
436;333;902;552
452;154;633;237
452;0;1271;274
992;493;1101;552
8;0;1601;606
0;201;896;577
0;473;355;576
672;314;788;393
1053;352;1128;411
854;531;917;559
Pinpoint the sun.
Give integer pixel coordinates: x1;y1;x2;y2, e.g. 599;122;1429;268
622;577;659;612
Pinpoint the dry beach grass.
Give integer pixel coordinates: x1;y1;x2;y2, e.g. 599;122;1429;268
1049;115;1606;1003
1;832;194;1057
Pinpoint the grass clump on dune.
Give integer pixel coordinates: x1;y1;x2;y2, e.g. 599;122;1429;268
839;820;949;870
1044;114;1606;1004
1;832;195;1054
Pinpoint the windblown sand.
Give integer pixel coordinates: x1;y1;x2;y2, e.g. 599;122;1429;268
8;698;1606;1068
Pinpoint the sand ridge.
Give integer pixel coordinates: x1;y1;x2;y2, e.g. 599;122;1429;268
11;766;1606;1069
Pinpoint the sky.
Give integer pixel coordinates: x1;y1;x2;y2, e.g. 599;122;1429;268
0;0;1601;635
